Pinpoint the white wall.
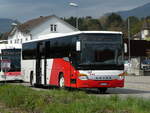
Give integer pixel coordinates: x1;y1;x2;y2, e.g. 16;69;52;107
8;29;30;44
30;17;76;40
7;16;77;44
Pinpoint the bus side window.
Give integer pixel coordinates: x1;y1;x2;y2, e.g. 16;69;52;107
45;41;50;58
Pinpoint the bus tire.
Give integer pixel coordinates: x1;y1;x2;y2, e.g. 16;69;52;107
30;71;34;86
98;88;107;94
59;74;65;89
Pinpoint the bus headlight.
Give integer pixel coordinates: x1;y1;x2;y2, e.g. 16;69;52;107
78;76;88;80
78;73;88;76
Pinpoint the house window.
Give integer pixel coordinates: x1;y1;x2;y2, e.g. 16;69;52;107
17;39;19;43
54;25;57;31
20;39;22;43
30;34;32;40
50;25;53;31
10;40;12;44
50;24;57;32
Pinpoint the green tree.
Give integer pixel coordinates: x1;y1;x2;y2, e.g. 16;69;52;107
80;17;102;30
64;16;76;28
105;13;124;31
99;16;108;30
64;16;103;31
64;14;145;39
0;33;3;40
125;16;142;37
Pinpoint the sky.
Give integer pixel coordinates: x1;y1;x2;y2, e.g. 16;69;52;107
0;0;150;22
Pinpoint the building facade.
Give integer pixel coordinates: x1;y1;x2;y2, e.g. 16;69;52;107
8;15;78;44
141;20;150;40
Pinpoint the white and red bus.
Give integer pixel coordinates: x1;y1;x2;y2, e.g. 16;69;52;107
22;31;126;93
0;44;22;81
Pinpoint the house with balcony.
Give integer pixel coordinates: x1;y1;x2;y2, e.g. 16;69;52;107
141;20;150;40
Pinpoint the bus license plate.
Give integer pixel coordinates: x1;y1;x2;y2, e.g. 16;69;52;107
100;83;108;85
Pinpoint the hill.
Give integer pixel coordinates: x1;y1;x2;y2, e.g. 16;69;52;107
117;2;150;18
0;18;16;33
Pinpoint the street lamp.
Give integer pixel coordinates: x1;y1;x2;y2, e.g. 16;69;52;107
69;2;79;29
69;2;78;7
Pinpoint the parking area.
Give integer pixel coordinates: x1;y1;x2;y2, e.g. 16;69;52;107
104;76;150;98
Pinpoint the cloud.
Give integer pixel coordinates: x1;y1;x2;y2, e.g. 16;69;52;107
0;0;149;21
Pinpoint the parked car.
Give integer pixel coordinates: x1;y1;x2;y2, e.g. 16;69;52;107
141;59;150;71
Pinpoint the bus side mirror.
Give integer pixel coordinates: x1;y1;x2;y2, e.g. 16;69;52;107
124;43;127;53
76;41;81;51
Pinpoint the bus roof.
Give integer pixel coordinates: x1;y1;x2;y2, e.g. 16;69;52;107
24;31;122;44
0;44;21;53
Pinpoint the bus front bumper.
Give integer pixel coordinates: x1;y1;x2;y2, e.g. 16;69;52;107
76;79;124;88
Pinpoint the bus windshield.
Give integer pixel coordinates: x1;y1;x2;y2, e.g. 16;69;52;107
73;34;124;70
81;42;123;65
2;49;21;72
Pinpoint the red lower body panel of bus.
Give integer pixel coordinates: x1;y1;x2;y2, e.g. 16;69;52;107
76;79;124;88
4;72;21;76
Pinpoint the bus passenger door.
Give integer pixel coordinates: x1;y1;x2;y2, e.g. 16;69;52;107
44;41;51;86
36;41;50;86
36;42;44;85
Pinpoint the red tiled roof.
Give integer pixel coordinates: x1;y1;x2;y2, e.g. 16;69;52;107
18;15;53;33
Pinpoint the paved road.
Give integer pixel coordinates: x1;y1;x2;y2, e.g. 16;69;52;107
94;76;150;98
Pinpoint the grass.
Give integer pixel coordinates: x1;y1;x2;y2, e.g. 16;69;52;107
0;84;150;113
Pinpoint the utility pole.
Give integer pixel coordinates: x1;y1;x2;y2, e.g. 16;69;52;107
69;2;79;30
128;17;131;63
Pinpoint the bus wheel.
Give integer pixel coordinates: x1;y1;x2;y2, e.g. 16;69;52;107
30;72;34;86
59;74;65;88
98;88;107;94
